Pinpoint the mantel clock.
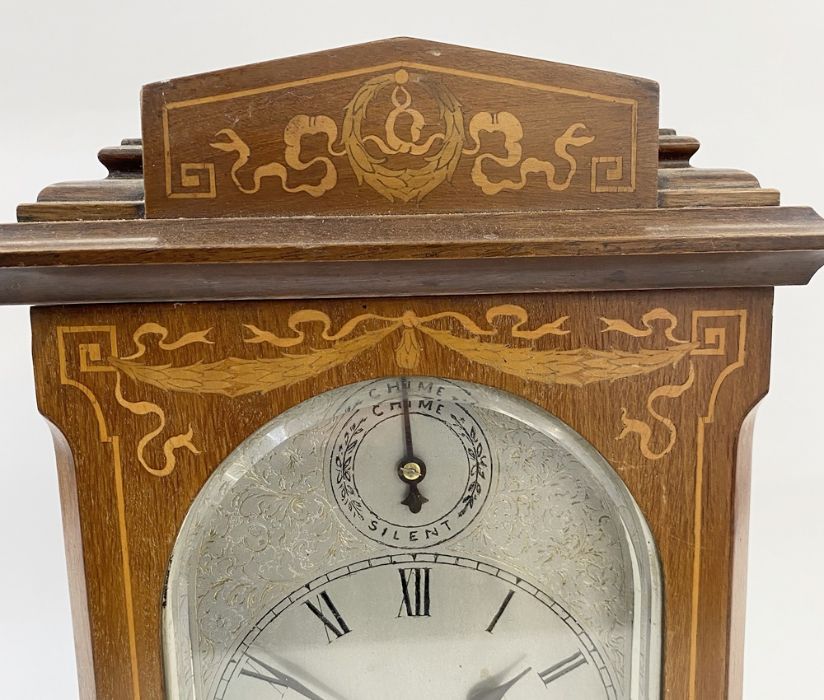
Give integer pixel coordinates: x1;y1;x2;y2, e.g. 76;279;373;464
1;38;823;700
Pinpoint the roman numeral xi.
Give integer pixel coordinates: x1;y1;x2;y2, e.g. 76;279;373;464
304;591;351;643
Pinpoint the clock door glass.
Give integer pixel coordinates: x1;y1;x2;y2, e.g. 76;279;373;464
163;377;661;699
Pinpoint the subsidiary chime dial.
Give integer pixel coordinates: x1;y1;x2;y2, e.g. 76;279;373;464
164;377;662;700
328;379;493;548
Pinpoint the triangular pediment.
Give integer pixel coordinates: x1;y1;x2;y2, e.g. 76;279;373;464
141;38;659;218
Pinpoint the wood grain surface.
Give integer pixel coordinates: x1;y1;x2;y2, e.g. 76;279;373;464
14;128;785;223
31;289;771;699
2;207;824;306
140;38;659;218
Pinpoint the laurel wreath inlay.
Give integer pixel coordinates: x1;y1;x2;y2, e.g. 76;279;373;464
208;69;603;203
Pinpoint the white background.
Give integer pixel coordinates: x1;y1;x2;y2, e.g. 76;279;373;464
1;1;822;697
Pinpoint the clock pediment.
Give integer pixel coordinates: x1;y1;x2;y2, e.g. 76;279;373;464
140;37;660;217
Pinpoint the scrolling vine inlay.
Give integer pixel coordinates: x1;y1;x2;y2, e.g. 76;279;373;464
209;69;600;203
58;305;746;479
143;44;656;217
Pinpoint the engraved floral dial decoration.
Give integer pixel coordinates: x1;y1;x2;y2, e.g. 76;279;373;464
161;377;663;700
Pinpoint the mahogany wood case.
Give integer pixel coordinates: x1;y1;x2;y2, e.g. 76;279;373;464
1;38;823;700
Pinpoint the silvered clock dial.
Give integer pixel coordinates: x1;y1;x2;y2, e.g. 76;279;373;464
164;377;662;699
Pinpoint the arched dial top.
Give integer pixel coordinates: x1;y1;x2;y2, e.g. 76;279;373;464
163;376;661;700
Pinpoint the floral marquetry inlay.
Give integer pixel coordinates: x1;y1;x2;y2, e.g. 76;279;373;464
141;39;659;217
209;69;601;204
56;305;746;480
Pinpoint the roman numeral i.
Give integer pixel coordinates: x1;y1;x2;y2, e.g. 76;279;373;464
486;589;515;633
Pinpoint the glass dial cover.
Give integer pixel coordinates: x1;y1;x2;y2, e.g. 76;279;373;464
163;377;661;700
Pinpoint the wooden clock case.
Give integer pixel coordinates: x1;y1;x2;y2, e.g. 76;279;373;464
1;38;823;700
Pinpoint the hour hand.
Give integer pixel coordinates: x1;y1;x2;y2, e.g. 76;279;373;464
468;666;532;700
242;652;329;700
